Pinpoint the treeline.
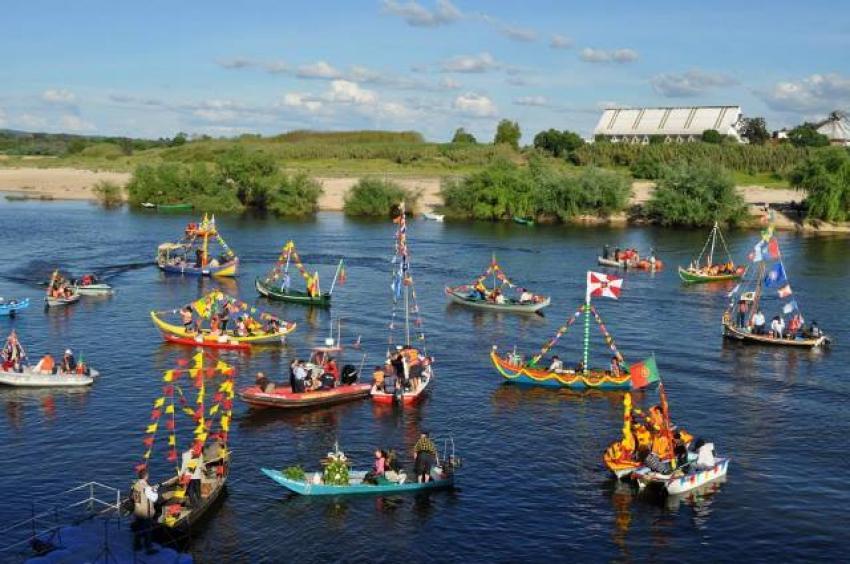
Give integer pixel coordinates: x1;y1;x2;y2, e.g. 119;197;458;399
0;130;186;157
126;147;322;215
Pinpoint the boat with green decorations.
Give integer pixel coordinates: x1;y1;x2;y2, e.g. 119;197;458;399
512;216;534;226
490;271;660;391
678;222;745;284
255;241;344;307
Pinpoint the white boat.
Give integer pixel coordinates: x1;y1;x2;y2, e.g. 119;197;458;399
141;202;156;208
0;366;98;387
73;282;113;295
422;212;444;222
45;292;81;307
633;457;730;495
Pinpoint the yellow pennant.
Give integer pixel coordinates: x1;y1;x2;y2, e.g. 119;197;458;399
215;360;231;372
194;422;205;435
210;404;220;415
197;432;208;444
192;352;203;367
163;370;174;382
153;397;165;408
221;415;230;432
165;404;175;414
143;449;152;459
168;435;176;446
172;490;185;500
145;423;158;434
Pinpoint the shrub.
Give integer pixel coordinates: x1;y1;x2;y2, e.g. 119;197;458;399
344;178;421;217
630;152;668;179
441;160;536;220
790;147;850;222
701;130;724;144
269;173;323;216
92;180;124;208
80;142;124;159
126;162;243;213
451;128;477;144
533;129;584;158
646;164;746;226
788;125;830;148
494;119;521;149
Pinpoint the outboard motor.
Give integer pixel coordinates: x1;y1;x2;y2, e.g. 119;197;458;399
340;364;358;385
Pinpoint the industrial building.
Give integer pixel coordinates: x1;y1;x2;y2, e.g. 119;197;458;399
593;105;742;143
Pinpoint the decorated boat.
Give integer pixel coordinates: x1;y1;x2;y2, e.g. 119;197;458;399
445;254;550;314
603;386;730;495
0;298;29;317
598;246;663;271
156;215;238;277
371;202;435;406
255;240;345;307
240;323;370;409
722;217;829;348
678;222;745;283
163;333;251;351
0;331;97;387
72;273;114;295
151;290;296;346
44;270;80;307
133;352;235;531
490;271;660;390
260;442;458;496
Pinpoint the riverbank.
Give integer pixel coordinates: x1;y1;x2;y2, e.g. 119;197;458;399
2;165;846;233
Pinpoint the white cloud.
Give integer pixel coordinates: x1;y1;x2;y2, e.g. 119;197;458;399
514;95;548;107
441;52;498;73
381;0;461;27
453;93;497;117
758;73;850;113
296;61;342;79
327;80;378;104
579;47;639;64
282;93;324;113
651;70;738;98
550;35;573;49
60;114;95;132
42;89;76;104
193;109;239;122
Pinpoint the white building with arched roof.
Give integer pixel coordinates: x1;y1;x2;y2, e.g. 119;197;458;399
593;105;743;143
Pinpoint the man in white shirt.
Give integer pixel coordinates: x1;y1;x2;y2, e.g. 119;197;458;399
519;289;533;303
695;442;716;470
548;355;564;372
770;316;785;338
132;468;159;553
751;310;766;334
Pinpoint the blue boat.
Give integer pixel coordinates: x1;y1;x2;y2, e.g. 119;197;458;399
0;298;29;317
260;468;455;496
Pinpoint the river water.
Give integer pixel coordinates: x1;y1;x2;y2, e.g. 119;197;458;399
0;199;848;562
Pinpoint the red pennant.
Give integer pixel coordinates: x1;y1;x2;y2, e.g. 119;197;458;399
165;420;176;431
150;409;161;420
142;436;155;447
222;399;233;410
206;367;216;377
176;359;188;367
213;392;224;403
167;449;178;462
134;463;148;473
163;385;174;396
167;504;182;516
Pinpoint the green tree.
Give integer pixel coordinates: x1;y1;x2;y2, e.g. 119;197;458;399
647;163;746;227
788;124;829;148
169;132;188;147
533;129;584;157
451;127;477;144
701;129;724;144
790;147;850;222
215;147;279;207
493;119;521;149
343;178;421;217
740;117;769;145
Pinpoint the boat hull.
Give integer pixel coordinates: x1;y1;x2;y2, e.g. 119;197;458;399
445;288;550;313
634;458;730;495
0;298;29;316
261;468;453;496
45;293;81;307
678;266;741;284
74;283;113;295
163;333;251;351
158;259;238;278
239;383;371;409
371;375;431;406
722;322;828;348
255;278;331;307
150;311;295;344
490;350;635;390
0;367;97;387
157;456;229;532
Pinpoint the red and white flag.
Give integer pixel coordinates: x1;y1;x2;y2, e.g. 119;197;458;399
586;271;623;301
777;284;793;298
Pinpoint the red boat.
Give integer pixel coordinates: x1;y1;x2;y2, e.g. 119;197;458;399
163;333;251;351
239;383;372;408
371;370;432;406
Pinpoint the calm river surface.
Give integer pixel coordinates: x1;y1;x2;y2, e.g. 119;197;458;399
0;199;848;563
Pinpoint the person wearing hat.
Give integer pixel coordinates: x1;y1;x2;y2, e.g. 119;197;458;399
60;349;77;374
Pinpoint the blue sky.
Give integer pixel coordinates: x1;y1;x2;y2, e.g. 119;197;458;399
1;0;848;141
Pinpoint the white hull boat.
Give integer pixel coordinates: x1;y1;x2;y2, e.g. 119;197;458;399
0;367;98;387
634;457;730;495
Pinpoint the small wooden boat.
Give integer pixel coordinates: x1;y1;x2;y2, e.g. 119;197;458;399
256;241;344;307
163;333;251;351
260;467;454;496
0;298;29;317
140;202;156;208
240;383;372;408
371;369;432;406
679;222;743;284
255;278;331;307
598;253;663;271
633;458;730;495
678;266;742;284
72;274;113;295
157;451;229;531
156;215;239;278
45;292;80;308
512;216;534;226
151;312;294;345
422;212;445;222
721;321;829;348
44;270;80;307
445;254;550;314
157;203;193;213
0;366;97;387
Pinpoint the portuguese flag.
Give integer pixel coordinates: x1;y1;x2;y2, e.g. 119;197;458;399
629;356;660;390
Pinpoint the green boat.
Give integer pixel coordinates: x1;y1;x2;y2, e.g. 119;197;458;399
256;240;344;307
157;203;193;213
261;468;454;496
512;216;534;226
679;222;744;284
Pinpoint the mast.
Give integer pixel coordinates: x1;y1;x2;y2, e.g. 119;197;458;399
404;278;411;346
750;262;766;324
328;259;343;296
492;252;497;292
708;222;718;267
582;296;591;375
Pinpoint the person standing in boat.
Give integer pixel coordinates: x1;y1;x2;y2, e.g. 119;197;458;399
751;309;766;335
281;272;291;293
770;315;785;338
610;355;621;377
737;299;749;328
180;449;204;507
413;432;437;483
60;349;76;374
131;467;159;554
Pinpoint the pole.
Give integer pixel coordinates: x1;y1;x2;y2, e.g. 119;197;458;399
283;244;292;275
328;259;343;296
582;297;591;375
708;222;717;267
404;283;411;347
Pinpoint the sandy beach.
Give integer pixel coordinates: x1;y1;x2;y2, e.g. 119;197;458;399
0;167;805;210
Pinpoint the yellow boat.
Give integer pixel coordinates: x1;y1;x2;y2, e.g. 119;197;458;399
150;312;294;344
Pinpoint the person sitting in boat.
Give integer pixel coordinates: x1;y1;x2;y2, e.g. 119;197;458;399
642;450;673;475
292;361;308;393
59;349;76;374
413;432;437;483
575;359;585;373
787;314;803;338
372;365;385;392
235;317;248;337
323;357;340;383
602;244;610;260
364;449;387;485
195;249;204;268
319;369;336;390
255;372;275;393
63;287;73;299
770;315;785;339
751;309;766;335
610;355;621;377
548;355;564;372
35;353;55;374
519;288;534;303
422;356;434;380
494;290;506;305
473;279;487;301
209;257;220;268
806;320;822;339
693;438;716;470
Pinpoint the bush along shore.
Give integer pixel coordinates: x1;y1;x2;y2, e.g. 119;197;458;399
343;178;422;217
